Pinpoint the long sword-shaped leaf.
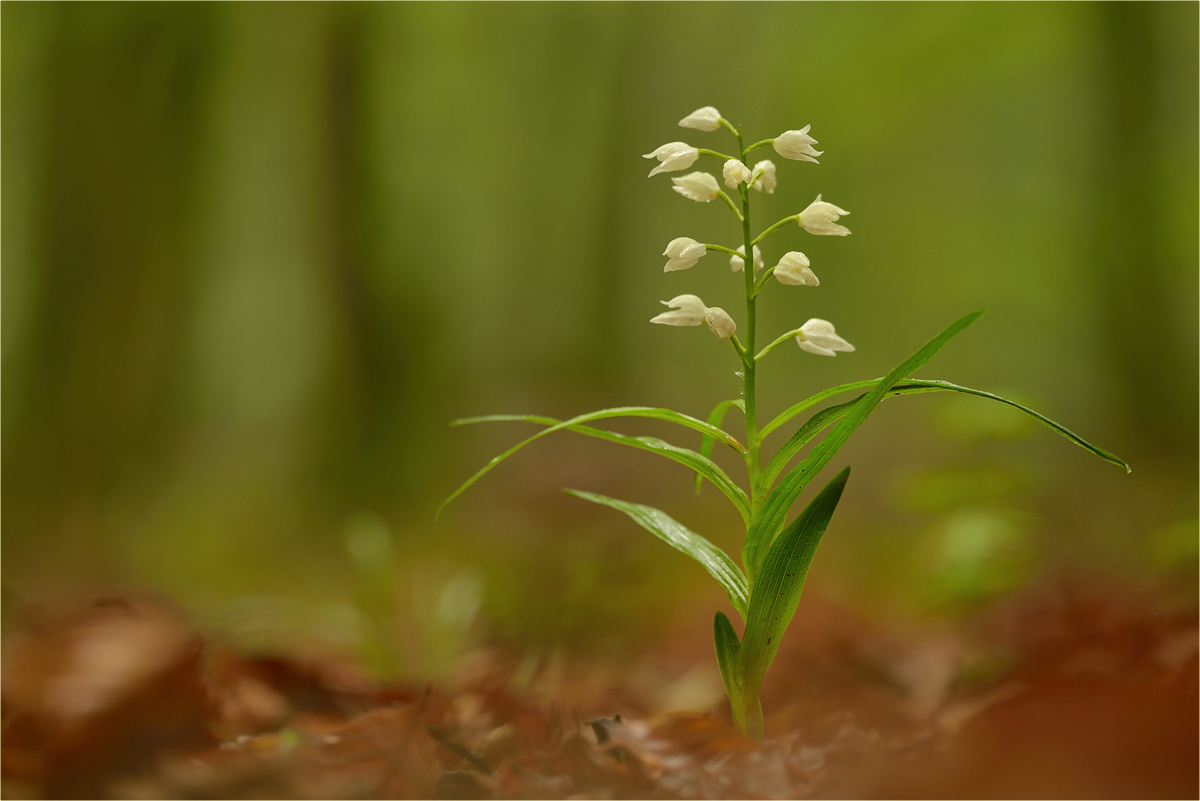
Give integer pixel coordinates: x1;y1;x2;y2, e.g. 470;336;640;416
762;379;1130;489
695;399;745;494
565;490;749;619
713;610;743;701
760;379;880;439
741;467;849;690
742;311;985;579
438;407;747;520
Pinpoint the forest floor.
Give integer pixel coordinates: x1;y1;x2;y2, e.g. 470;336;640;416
2;579;1196;800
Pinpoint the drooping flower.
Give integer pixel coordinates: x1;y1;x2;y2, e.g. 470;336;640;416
723;159;752;189
729;244;764;273
704;307;736;339
773;125;823;163
773;252;819;286
663;237;707;272
752;160;777;194
650;294;708;326
679;106;722;132
796;318;855;356
798;195;851;236
643;142;700;177
671;172;720;202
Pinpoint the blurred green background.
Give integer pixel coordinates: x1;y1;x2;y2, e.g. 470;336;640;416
3;3;1196;678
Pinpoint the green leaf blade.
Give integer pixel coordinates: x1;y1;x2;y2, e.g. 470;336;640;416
741;467;850;688
437;406;747;520
566;489;749;620
713;610;743;700
743;310;985;578
696;399;745;494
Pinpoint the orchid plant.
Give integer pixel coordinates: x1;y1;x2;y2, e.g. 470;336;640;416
439;106;1128;740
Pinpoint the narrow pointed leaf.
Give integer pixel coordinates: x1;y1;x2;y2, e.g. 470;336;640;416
565;489;749;619
760;379;880;438
741;468;849;689
713;611;743;699
743;311;985;578
438;407;746;520
695;399;745;494
762;378;1129;489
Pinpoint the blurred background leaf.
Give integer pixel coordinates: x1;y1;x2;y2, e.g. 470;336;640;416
3;3;1196;676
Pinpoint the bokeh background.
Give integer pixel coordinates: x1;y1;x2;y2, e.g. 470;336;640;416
3;2;1196;681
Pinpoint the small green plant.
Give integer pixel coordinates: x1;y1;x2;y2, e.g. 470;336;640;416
439;106;1128;740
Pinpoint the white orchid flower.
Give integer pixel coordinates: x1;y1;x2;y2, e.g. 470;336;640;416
704;307;737;339
678;106;722;132
796;318;855;356
643;142;700;177
752;160;777;194
729;244;764;273
670;172;720;202
723;158;752;189
773;252;819;286
662;237;707;272
772;125;823;163
798;194;851;236
650;294;709;326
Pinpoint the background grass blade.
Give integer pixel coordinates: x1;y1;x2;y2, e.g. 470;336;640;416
742;311;985;579
565;490;750;619
740;467;849;689
696;399;745;494
438;407;747;520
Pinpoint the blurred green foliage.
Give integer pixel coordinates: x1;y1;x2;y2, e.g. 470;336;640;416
3;3;1196;670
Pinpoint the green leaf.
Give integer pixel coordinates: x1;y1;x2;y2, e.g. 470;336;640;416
761;378;1130;489
742;311;985;579
741;467;849;689
437;407;747;520
695;399;745;494
713;611;742;698
760;379;880;439
565;489;750;620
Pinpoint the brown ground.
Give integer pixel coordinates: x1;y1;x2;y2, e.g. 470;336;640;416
2;582;1196;800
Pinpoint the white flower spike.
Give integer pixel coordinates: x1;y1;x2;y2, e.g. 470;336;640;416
662;237;707;272
704;307;737;339
773;125;823;163
643;142;700;177
798;194;851;236
650;294;708;326
679;106;722;132
773;252;819;286
796;318;855;357
729;244;764;273
671;172;720;202
723;158;752;189
752;160;777;194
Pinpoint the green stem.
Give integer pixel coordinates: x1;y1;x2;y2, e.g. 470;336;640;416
745;138;774;155
751;215;799;246
704;243;744;258
698;147;735;161
729;681;764;741
717;190;743;221
736;126;762;516
755;328;804;361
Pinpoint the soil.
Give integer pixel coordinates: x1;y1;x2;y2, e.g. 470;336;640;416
2;582;1196;799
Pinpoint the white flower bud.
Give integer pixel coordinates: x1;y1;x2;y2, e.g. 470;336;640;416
722;158;752;189
729;244;763;273
662;237;707;272
670;172;720;202
772;125;823;163
751;160;777;194
796;318;855;357
643;142;700;177
704;307;737;339
773;252;819;286
798;194;851;236
650;294;708;326
678;106;722;132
